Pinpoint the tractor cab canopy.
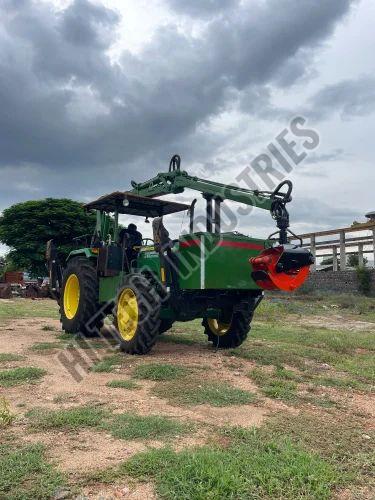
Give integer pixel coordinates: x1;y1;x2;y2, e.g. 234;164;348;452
84;191;189;218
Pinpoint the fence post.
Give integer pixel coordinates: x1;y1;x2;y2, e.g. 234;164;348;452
373;229;375;269
332;246;338;271
358;243;364;267
340;231;346;270
310;234;316;271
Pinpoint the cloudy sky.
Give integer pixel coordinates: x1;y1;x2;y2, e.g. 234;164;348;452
1;0;375;253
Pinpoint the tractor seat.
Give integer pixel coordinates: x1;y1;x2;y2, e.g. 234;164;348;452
152;217;172;250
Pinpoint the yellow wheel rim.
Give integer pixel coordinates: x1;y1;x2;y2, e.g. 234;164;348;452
117;288;139;341
208;318;231;336
64;274;80;320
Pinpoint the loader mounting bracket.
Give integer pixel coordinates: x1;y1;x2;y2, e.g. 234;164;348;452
266;180;302;246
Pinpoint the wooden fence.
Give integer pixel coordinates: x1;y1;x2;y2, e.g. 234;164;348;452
290;221;375;271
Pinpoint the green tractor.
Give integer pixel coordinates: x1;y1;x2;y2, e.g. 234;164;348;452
47;155;313;354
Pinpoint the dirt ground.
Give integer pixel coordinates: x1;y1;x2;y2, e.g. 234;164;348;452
0;317;273;469
0;299;374;499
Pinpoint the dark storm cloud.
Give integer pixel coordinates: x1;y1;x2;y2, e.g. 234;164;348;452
307;76;375;120
0;0;360;225
166;0;239;17
0;0;356;207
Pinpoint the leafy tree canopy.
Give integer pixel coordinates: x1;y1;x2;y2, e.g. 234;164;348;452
0;199;96;277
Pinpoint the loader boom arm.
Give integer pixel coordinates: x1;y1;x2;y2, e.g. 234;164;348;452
130;155;295;243
131;168;273;211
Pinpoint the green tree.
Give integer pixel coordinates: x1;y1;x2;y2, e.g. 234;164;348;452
321;257;341;266
321;257;333;266
348;253;368;268
0;199;96;277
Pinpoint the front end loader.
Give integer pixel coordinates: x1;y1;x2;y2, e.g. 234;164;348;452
47;155;313;354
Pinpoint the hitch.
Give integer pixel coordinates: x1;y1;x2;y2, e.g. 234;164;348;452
258;180;302;246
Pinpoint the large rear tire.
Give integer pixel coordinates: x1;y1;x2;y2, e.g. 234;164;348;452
114;274;161;354
60;258;103;337
202;301;255;349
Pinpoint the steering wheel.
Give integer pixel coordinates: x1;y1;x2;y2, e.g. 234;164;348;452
142;238;154;246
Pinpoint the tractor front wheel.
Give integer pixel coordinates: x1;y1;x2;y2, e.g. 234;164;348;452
202;303;254;349
60;258;103;337
114;274;161;354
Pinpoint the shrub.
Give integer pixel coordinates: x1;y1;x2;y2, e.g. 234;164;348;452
356;267;372;295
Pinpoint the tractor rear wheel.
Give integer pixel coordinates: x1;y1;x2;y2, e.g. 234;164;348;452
202;302;255;349
114;274;161;355
60;258;103;337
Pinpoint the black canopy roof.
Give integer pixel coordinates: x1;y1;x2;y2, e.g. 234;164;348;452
84;191;189;218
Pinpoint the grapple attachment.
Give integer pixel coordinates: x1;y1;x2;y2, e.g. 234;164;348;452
250;246;314;292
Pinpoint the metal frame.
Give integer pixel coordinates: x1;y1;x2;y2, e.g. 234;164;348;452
131;155;294;242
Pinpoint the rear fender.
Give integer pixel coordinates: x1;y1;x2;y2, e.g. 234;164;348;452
67;248;98;262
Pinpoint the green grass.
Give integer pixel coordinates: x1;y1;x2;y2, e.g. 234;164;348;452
57;332;74;341
103;432;337;499
159;334;197;346
27;405;109;430
0;367;47;387
249;367;342;407
155;379;256;407
30;342;62;352
0;299;59;320
58;332;111;350
249;367;299;402
133;363;189;381
90;354;124;373
159;320;205;346
231;321;375;388
251;321;375;354
106;379;140;390
0;353;24;363
65;338;111;350
258;293;375;322
265;412;375;484
0;444;64;500
41;325;57;331
104;413;190;441
312;375;369;391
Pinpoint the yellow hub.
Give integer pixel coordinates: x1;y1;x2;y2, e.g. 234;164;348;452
117;288;139;341
64;274;80;320
207;318;231;336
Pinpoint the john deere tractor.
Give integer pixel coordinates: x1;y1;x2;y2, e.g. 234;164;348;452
47;155;313;354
